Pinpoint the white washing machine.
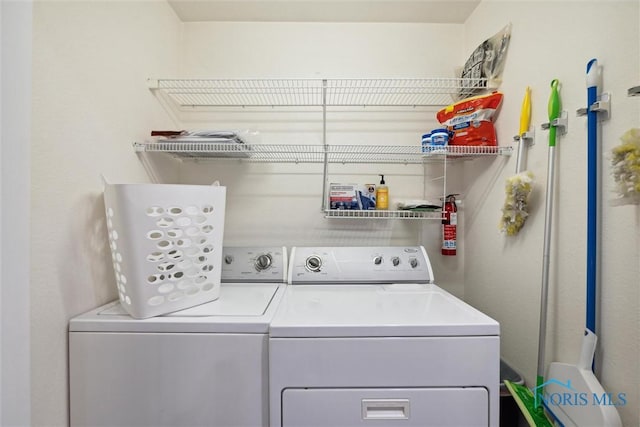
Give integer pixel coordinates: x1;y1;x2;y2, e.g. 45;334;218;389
269;246;500;427
69;246;287;427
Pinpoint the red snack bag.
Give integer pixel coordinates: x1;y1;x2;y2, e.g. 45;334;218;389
436;92;503;146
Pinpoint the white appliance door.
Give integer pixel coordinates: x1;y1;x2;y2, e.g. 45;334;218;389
282;387;489;426
270;284;499;337
70;332;268;427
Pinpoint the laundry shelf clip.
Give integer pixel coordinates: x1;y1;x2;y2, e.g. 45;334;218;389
513;130;535;147
576;92;611;121
541;110;568;135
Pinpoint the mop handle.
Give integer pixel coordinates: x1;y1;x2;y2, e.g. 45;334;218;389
586;59;598;336
536;79;561;397
537;144;556;389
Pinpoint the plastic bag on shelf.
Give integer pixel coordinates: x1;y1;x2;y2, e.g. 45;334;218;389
436;92;504;147
458;23;512;99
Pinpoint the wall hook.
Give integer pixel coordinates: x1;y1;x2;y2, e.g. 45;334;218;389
513;130;535;147
577;92;611;121
541;110;568;135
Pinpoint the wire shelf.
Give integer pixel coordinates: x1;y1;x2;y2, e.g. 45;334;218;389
134;142;512;163
148;78;489;108
143;77;504;220
324;209;443;220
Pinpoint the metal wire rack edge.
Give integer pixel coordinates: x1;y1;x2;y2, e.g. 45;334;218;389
323;209;443;220
148;77;491;108
133;142;512;163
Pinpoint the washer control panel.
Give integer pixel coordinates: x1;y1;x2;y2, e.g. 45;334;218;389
221;246;287;283
289;246;433;284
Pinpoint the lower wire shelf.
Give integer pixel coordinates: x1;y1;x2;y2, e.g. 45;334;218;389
134;141;508;220
324;209;443;219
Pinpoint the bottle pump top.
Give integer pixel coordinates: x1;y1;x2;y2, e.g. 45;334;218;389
379;174;385;185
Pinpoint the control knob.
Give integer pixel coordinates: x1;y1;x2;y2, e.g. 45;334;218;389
410;257;418;268
373;256;383;265
391;256;400;266
305;255;323;272
224;255;234;265
254;254;273;271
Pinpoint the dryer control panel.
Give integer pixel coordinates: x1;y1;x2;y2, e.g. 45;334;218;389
222;246;288;283
288;246;433;284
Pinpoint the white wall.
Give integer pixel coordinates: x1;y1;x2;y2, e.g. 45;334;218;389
1;1;32;425
31;2;181;425
170;21;468;295
463;1;639;425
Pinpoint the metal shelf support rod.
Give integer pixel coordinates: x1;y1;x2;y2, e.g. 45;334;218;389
321;79;328;211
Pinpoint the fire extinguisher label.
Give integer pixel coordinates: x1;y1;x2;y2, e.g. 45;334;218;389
443;241;456;249
443;225;457;248
449;212;457;225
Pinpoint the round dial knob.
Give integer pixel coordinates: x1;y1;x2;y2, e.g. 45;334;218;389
305;255;323;272
391;257;400;267
254;254;273;271
410;257;418;268
373;256;383;265
224;255;234;265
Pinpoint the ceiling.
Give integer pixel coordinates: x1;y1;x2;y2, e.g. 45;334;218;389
167;0;481;24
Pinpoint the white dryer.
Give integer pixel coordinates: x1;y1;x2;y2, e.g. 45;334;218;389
69;246;287;427
269;246;500;427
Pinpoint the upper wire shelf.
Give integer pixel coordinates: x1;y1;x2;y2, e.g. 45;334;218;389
147;78;489;108
133;141;512;163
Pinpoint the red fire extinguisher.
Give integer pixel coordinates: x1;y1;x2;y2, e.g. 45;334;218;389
442;194;459;256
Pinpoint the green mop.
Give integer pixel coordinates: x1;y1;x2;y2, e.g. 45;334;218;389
504;80;561;427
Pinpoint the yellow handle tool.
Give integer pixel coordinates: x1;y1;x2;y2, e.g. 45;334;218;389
519;86;531;136
516;87;531;173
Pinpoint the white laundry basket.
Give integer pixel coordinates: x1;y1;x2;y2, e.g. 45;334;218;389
103;181;226;319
